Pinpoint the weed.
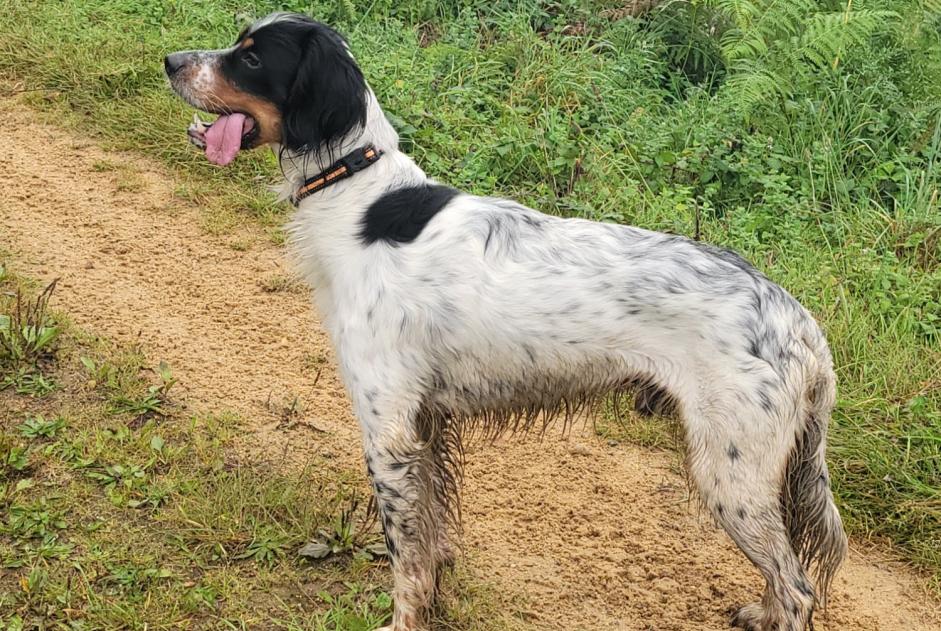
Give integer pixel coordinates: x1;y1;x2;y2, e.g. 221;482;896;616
103;562;173;590
234;526;293;564
3;498;67;541
228;239;251;252
0;279;59;374
2;370;56;397
83;460;172;509
91;159;117;172
85;462;149;491
313;585;393;630
300;496;387;562
17;416;65;440
114;169;145;192
109;360;176;420
259;273;304;293
266;391;305;426
0;434;30;477
80;355;108;382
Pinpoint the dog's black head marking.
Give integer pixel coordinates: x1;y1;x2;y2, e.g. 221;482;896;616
165;13;368;154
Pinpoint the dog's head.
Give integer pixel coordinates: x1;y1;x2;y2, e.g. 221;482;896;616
164;13;367;165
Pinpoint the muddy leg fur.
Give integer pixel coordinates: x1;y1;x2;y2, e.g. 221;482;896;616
416;409;462;578
365;407;461;631
684;349;845;631
366;434;438;631
689;422;816;629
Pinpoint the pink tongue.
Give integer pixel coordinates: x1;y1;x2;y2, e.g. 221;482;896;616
205;113;248;166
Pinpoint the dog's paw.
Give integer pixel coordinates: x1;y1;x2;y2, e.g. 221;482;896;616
730;602;764;630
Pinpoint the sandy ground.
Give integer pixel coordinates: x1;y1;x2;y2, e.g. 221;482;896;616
1;96;939;630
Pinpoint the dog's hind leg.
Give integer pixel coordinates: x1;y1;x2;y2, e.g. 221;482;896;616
684;399;816;631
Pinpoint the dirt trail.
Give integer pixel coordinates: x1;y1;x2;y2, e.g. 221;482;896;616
2;96;938;630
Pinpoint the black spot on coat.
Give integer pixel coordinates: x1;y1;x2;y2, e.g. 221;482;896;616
360;185;459;245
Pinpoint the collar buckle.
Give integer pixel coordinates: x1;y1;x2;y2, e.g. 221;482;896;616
341;149;374;172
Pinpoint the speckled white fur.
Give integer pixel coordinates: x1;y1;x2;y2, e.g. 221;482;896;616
280;81;846;631
170;20;848;629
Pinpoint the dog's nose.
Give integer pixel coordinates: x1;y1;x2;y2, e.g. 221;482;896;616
164;53;188;76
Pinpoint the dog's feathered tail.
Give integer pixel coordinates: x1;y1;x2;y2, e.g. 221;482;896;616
782;325;848;610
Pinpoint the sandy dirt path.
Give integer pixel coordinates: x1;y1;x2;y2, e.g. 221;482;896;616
1;96;938;630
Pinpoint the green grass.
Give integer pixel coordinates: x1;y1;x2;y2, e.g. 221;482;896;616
0;268;513;630
0;0;939;598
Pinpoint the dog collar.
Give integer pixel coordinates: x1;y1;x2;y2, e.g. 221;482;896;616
291;145;383;206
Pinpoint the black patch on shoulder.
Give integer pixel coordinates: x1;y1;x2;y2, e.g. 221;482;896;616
360;184;459;246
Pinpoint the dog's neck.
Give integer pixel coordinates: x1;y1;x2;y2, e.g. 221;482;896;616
274;89;425;201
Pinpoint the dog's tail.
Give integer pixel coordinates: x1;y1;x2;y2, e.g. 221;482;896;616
782;323;848;609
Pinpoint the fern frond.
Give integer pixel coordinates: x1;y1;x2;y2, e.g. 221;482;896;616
798;10;898;69
338;0;356;22
719;30;768;61
723;65;788;111
708;0;762;30
709;0;816;61
758;0;817;37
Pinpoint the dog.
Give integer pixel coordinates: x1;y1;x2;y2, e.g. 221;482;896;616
165;12;847;630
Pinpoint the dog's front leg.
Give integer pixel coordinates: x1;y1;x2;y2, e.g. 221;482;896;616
363;419;439;630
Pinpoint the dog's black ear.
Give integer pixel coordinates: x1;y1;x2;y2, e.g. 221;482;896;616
283;24;368;154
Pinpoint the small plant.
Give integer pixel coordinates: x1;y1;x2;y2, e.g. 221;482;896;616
86;463;149;492
266;391;305;426
317;584;393;630
3;370;57;397
258;273;303;293
183;583;220;612
298;496;387;562
3;499;67;541
126;480;173;510
84;458;169;509
0;279;60;372
21;567;47;596
24;537;74;563
80;355;118;389
0;434;29;478
235;527;292;564
103;562;173;591
17;416;65;440
109;360;176;419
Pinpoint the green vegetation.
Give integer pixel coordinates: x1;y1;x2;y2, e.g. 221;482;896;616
0;0;938;603
0;267;386;629
0;268;507;629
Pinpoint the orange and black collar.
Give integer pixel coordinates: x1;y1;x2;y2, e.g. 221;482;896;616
291;145;382;206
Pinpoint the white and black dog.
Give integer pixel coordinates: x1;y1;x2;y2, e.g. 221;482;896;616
165;13;847;631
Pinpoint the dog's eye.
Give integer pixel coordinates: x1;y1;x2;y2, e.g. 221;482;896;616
242;51;261;69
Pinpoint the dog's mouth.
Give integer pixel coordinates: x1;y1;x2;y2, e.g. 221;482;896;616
187;111;259;166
